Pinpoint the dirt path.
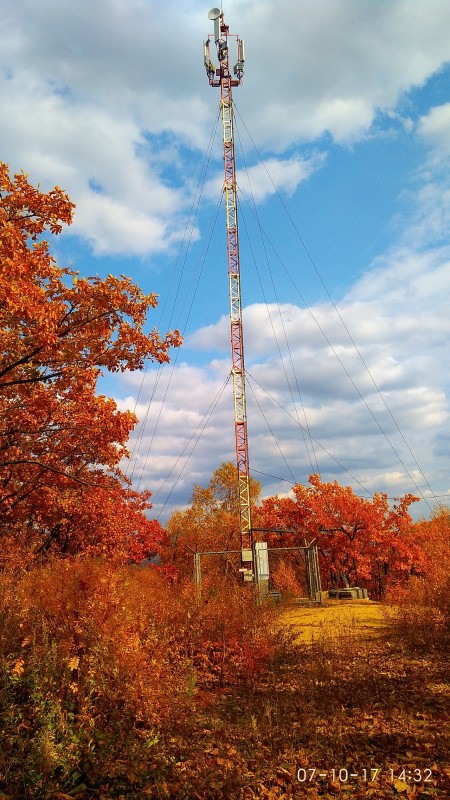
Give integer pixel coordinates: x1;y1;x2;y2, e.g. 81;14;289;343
281;599;393;645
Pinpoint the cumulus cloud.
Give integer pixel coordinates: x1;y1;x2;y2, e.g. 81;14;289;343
118;237;450;521
234;0;450;148
418;103;450;154
204;153;325;204
2;0;450;254
0;70;191;255
404;104;450;249
150;230;450;522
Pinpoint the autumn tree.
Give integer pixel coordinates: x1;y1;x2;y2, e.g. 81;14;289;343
410;506;450;593
163;462;261;579
257;474;422;598
0;163;181;563
381;505;450;652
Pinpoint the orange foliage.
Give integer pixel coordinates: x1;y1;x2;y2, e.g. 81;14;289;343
257;474;422;598
388;506;450;647
270;558;304;597
0;163;181;561
0;558;280;797
412;505;450;584
164;462;261;579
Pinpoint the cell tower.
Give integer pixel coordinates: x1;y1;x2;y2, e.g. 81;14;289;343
204;8;253;581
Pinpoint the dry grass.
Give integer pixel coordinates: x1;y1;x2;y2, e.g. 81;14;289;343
155;598;450;798
280;599;392;645
1;569;449;799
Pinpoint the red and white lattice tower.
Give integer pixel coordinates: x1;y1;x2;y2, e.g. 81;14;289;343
204;9;253;580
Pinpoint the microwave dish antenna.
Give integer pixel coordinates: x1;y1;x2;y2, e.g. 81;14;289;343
208;7;222;42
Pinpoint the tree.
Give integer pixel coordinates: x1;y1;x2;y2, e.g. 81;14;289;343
257;474;422;598
0;163;181;563
163;462;261;579
411;506;450;588
0;163;180;388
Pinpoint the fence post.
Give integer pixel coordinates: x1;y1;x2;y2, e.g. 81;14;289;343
194;552;202;590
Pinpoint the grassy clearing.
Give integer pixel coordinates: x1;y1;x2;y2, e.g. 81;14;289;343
166;598;449;799
198;600;450;799
281;599;393;644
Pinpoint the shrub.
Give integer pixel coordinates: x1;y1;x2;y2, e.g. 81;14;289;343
0;558;282;797
387;573;450;651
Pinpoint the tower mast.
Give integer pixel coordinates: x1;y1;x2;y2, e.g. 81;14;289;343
204;9;253;580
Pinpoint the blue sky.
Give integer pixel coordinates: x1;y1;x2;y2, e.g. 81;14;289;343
2;0;450;521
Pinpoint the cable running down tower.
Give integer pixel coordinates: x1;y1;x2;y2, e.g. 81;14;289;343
204;9;253;581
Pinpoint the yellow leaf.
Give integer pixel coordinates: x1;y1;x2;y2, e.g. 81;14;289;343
393;779;408;793
67;656;80;671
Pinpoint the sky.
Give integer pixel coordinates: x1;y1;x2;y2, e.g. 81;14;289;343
2;0;450;522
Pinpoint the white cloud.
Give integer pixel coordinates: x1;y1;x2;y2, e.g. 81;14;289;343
234;0;450;148
118;239;450;520
0;71;190;255
203;154;325;204
348;246;450;306
405;104;450;249
2;0;450;518
418;103;450;154
2;0;450;254
74;191;176;256
238;154;326;203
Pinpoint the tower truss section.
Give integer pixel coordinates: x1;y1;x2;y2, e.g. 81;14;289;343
204;9;253;579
